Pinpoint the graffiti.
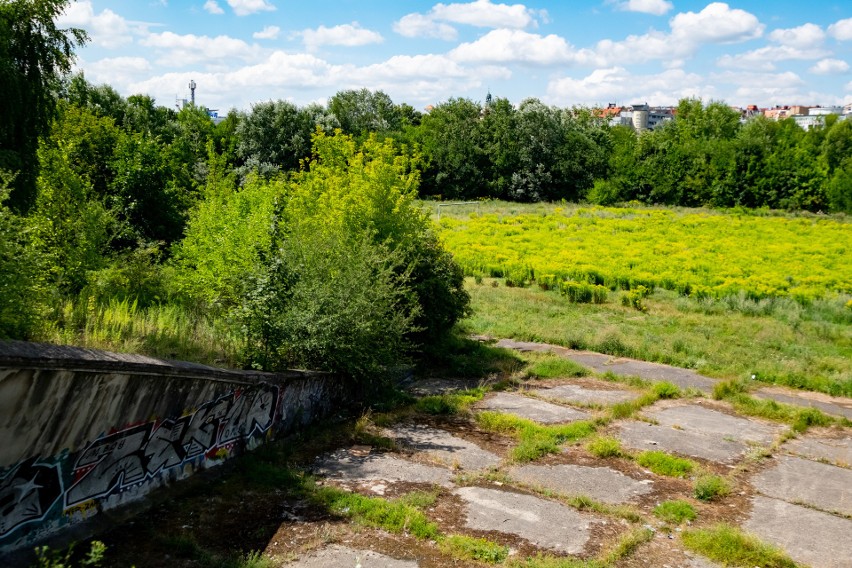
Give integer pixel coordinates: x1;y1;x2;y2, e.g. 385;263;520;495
0;458;63;538
64;384;278;508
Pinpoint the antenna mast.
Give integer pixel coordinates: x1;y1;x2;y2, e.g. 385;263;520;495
189;80;197;106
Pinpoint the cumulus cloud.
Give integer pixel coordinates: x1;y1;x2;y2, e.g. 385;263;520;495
809;59;850;75
828;18;852;41
717;45;829;70
616;0;673;16
299;23;383;50
140;32;264;66
203;1;224;15
84;56;152;87
547;67;709;106
768;23;825;49
58;0;147;49
393;13;458;41
670;3;764;44
253;26;280;40
450;29;575;65
394;0;543;40
226;0;275;16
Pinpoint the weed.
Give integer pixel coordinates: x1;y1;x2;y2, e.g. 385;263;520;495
312;486;438;539
230;551;275;568
693;474;731;502
585;436;624;458
394;489;440;509
653;500;697;524
32;541;107;568
600;527;654;564
681;523;798;567
415;387;485;415
714;387;835;433
636;450;696;477
440;535;509;563
475;412;596;462
525;354;589;379
507;554;606;568
652;381;682;399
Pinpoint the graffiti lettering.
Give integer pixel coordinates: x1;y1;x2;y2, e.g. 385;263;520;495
0;459;63;537
64;384;278;508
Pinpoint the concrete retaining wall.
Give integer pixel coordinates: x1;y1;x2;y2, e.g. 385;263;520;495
0;341;351;555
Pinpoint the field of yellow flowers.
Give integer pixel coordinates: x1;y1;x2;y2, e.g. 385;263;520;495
435;204;851;303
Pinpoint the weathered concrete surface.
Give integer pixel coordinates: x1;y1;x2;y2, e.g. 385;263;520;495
617;420;749;463
744;496;852;568
508;464;653;504
454;487;593;553
389;424;501;471
783;435;852;466
313;448;454;487
532;383;640;406
491;339;717;392
755;386;852;420
405;378;481;397
477;392;590;424
751;455;852;516
647;405;781;446
289;545;418;567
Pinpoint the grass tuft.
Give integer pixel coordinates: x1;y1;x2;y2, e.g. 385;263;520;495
653;500;697;524
636;450;696;477
600;527;654;564
313;486;438;539
475;411;596;462
681;523;798;567
440;535;509;564
525;354;589;379
693;474;731;502
415;387;485;415
585;436;624;458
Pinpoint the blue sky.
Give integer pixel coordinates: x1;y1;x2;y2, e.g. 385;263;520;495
59;0;852;113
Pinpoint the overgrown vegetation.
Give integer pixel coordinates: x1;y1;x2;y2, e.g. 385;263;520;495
635;450;696;478
693;474;731;502
476;411;596;462
653;500;697;524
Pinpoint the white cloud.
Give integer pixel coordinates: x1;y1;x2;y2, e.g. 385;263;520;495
393;13;458;41
253;26;280;40
713;70;805;103
828;18;852;41
140;32;264;66
299;23;383;50
84;56;152;88
578;29;691;66
450;29;575;65
394;0;542;39
547;67;710;106
203;1;224;15
58;0;146;49
809;59;850;75
226;0;275;16
617;0;673;16
670;3;764;45
768;23;825;49
717;45;829;70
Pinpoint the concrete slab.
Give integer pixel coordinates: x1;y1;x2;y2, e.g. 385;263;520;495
454;486;593;553
783;436;852;466
532;384;640;406
389;424;501;471
492;339;717;393
406;378;481;396
751;455;852;516
617;420;749;463
647;405;781;446
313;448;453;487
507;464;653;504
289;545;418;567
477;392;590;424
744;496;852;568
754;387;852;420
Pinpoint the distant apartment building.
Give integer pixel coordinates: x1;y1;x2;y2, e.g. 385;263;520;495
598;103;674;133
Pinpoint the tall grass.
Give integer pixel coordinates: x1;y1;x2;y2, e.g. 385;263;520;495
46;296;240;366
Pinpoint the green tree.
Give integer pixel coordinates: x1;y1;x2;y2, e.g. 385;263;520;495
328;89;401;138
235;100;315;175
0;0;87;211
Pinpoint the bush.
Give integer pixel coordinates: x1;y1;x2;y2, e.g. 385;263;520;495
693;474;730;501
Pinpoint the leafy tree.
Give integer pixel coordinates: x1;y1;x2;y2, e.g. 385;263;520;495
328;89;401;137
0;0;87;211
235;100;315;175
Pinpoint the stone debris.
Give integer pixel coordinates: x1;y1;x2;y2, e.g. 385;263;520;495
751;455;852;516
454;486;594;553
288;545;418;567
507;463;653;504
477;392;590;423
744;496;852;568
532;383;640;406
388;424;501;471
313;448;453;487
